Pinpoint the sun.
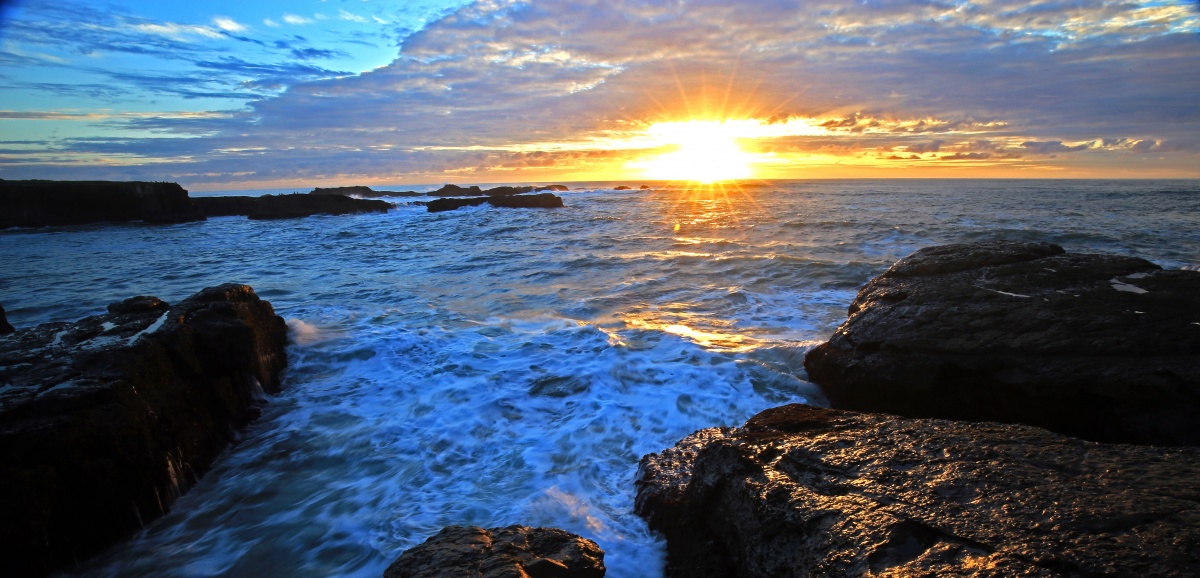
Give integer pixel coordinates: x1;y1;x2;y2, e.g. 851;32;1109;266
636;120;756;183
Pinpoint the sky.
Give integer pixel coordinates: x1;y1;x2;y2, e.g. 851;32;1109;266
0;0;1198;190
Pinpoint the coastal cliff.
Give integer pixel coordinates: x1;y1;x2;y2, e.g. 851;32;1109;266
0;180;205;228
0;285;288;577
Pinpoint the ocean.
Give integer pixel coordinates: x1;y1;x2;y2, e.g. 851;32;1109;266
2;179;1198;577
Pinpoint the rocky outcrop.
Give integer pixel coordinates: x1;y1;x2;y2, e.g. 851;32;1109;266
310;186;423;198
431;184;484;197
614;186;632;190
0;304;13;335
636;403;1200;578
0;284;288;577
385;525;605;578
195;193;393;220
803;240;1200;445
0;180;205;228
427;193;564;213
540;185;569;192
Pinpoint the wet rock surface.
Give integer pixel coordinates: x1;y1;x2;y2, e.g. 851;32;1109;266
427;192;564;213
195;193;393;219
310;186;423;197
0;284;288;577
636;403;1200;578
0;180;205;228
384;525;605;578
0;304;13;335
804;240;1200;445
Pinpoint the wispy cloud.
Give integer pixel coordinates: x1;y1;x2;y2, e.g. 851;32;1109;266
282;14;313;26
212;17;246;33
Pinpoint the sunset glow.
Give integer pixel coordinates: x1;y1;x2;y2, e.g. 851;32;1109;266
636;121;758;183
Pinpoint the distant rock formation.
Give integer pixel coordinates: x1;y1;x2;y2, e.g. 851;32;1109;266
0;285;288;577
385;525;605;578
310;186;423;198
0;180;205;228
636;404;1200;578
804;240;1200;445
0;304;13;335
195;193;393;220
614;186;632;190
427;192;564;213
539;184;569;192
430;184;484;197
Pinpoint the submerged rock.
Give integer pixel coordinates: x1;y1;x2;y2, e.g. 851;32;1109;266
636;403;1200;578
0;180;205;228
195;193;393;220
804;240;1200;445
0;284;288;577
384;525;605;578
427;193;564;213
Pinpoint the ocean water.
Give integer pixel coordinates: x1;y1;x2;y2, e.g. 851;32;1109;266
2;179;1198;577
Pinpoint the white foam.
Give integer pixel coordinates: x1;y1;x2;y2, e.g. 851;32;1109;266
128;312;169;346
286;318;323;345
101;322;116;332
1109;278;1149;294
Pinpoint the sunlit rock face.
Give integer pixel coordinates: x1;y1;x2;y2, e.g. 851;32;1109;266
0;284;287;577
384;525;606;578
636;404;1200;578
804;241;1200;446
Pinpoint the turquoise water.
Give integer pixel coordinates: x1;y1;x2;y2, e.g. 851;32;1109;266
2;179;1198;576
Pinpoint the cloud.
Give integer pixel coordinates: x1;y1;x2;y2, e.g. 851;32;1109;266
282;14;313;26
212;17;246;33
3;0;1199;186
339;9;367;23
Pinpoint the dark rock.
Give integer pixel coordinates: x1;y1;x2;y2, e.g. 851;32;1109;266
427;193;564;213
636;403;1200;578
0;180;205;228
538;185;569;192
0;284;288;577
614;186;632;190
0;304;13;335
384;525;605;578
639;185;651;190
430;184;484;197
803;240;1200;445
482;186;534;197
195;193;392;220
310;186;422;198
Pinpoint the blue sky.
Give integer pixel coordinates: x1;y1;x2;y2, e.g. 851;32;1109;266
1;0;1198;189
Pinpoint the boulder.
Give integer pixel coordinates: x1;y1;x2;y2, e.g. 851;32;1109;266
0;284;288;577
0;304;13;335
0;180;205;228
803;240;1200;445
427;193;564;213
385;525;605;578
538;185;569;192
614;186;632;190
195;193;393;220
431;184;484;197
639;185;651;190
636;403;1200;578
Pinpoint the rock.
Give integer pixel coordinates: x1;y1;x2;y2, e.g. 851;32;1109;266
431;184;484;197
614;186;632;190
538;185;569;192
639;185;651;190
195;193;393;220
0;284;288;577
384;525;605;578
636;403;1200;578
427;193;564;213
482;186;535;197
0;304;13;335
0;180;205;228
803;240;1200;445
310;186;422;198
